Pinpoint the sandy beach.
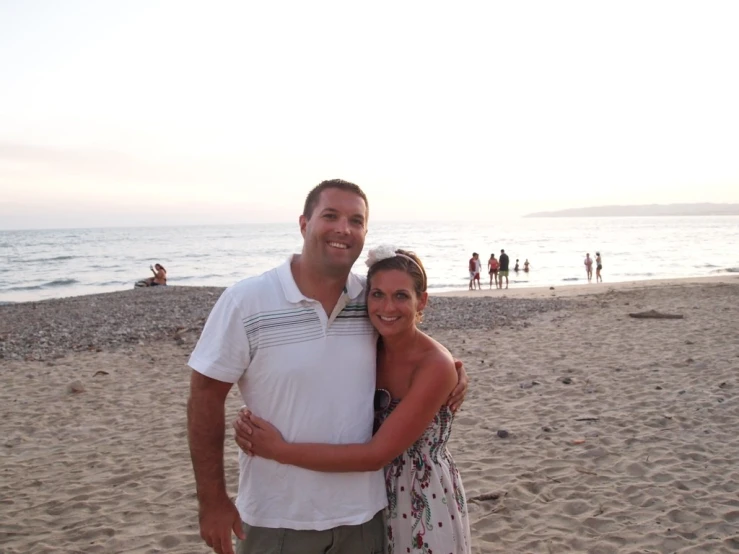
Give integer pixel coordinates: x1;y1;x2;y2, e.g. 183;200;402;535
1;276;738;553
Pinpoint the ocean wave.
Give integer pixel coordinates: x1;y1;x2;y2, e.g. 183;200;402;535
427;282;473;289
91;280;132;286
175;274;231;281
18;255;79;263
561;277;580;282
717;267;739;274
7;278;79;292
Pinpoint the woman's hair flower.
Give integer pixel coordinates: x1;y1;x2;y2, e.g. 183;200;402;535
365;244;400;268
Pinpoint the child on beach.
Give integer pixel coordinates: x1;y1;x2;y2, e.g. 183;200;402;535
235;247;471;554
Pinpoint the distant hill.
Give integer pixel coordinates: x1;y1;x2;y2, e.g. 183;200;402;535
524;203;739;218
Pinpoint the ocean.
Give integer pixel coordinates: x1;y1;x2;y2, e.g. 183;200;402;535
1;216;738;303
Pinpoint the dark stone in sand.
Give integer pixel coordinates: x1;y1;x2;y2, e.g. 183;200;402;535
497;430;510;439
561;377;573;385
655;386;663;390
628;309;684;319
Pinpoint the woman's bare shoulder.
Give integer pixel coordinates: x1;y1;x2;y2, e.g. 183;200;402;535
417;333;455;375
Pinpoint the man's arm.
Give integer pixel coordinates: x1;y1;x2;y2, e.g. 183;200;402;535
188;370;244;554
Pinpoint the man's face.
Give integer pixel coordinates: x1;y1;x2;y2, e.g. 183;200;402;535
299;188;368;276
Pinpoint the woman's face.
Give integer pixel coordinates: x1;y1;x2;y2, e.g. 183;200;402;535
367;269;427;338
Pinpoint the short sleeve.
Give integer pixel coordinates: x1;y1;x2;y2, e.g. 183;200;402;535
188;289;251;383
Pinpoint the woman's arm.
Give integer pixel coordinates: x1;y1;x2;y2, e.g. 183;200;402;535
235;354;457;473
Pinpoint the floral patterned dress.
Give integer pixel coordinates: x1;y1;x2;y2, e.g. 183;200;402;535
376;399;471;554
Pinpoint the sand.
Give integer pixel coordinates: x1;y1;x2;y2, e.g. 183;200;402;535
1;276;738;553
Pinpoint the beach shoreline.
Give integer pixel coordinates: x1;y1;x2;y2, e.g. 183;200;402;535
2;278;738;552
434;273;739;299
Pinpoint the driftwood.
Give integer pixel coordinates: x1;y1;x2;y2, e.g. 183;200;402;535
469;492;502;502
628;309;684;320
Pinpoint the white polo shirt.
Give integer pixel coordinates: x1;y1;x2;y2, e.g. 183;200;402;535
188;257;386;530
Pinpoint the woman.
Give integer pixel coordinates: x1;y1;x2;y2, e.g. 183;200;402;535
487;253;499;289
595;252;603;283
147;263;167;286
235;246;471;554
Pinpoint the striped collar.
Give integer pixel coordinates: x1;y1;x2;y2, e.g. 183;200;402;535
277;255;365;304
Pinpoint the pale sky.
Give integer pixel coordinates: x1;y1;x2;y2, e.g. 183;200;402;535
1;0;738;229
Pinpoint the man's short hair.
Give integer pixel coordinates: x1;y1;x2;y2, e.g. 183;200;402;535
303;179;369;220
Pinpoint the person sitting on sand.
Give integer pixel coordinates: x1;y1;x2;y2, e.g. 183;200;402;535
146;263;167;286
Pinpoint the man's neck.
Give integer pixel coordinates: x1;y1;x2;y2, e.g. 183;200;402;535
291;255;350;314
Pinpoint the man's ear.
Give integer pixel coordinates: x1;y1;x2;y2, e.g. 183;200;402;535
299;215;307;238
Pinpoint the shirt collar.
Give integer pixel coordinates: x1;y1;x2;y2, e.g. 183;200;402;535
277;255;366;304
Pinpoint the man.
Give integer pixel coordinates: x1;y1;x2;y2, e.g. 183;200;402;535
584;253;593;282
498;249;510;289
468;252;478;290
187;179;468;554
471;252;482;290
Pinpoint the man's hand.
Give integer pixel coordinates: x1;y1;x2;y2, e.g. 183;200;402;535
447;359;469;412
198;496;245;554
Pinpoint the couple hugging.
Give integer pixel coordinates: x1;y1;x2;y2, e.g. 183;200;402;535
187;179;472;554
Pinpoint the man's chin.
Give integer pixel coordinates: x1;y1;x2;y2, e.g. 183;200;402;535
323;257;358;277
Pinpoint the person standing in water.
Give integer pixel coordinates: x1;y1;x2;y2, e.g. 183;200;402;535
498;249;510;289
487;253;499;289
584;253;593;282
595;252;603;283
